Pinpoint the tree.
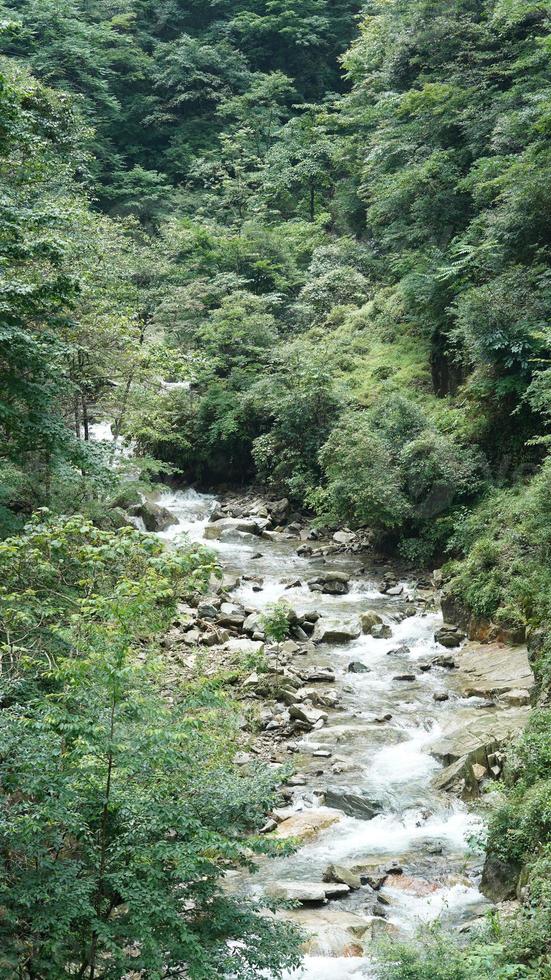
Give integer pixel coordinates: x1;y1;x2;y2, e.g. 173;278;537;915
0;514;301;979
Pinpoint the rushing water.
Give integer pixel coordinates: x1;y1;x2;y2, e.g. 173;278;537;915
148;488;491;977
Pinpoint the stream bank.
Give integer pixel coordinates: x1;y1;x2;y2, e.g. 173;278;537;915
145;486;534;979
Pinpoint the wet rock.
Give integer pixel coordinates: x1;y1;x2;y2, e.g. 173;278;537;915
363;874;387;890
371;624;393;639
385;862;403;875
347;661;371;674
204;516;270;540
308;571;351;596
131;500;177;532
433;692;449;702
394;673;416;682
323;788;381;820
379;574;399;594
432;653;457;669
387;644;411;656
313;619;361;644
386;585;404;596
434;624;466;648
267;882;328;904
323;864;362;890
360;611;382;634
373;714;393;723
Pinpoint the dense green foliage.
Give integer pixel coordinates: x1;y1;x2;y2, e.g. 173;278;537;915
4;0;551;976
0;515;300;978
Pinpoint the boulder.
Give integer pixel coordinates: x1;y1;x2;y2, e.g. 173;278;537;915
323;864;362;890
386;585;404;596
360;612;383;634
289;704;328;728
333;531;356;545
131;500;177;532
269;498;290;523
197;601;220;620
271;808;342;841
243;611;264;635
480;854;522;902
303;667;336;683
347;661;371;674
371;624;392;639
308;571;351;596
323;788;381;820
267;882;328;904
313;619;361;644
204;517;269;540
434;624;466;648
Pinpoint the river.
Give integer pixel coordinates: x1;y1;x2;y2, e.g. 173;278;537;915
151;487;491;979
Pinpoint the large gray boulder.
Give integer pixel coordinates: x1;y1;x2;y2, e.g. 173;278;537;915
267;881;350;904
323;788;381;820
131;500;177;532
204;517;269;539
313;619;361;644
323;864;362;890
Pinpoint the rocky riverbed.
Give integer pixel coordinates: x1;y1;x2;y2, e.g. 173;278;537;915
146;487;534;980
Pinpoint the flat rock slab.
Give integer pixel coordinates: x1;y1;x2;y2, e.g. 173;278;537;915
454;642;534;698
313;619;361;643
271;807;342;841
431;707;531;766
432;706;531;798
278;906;372;956
267;881;350;904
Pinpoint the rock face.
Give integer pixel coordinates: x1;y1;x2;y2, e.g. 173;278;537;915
313;619;361;644
432;707;531;798
131;500;177;532
480;854;522;902
454;641;534;699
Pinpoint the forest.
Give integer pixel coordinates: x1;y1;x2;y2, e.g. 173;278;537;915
1;0;551;977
